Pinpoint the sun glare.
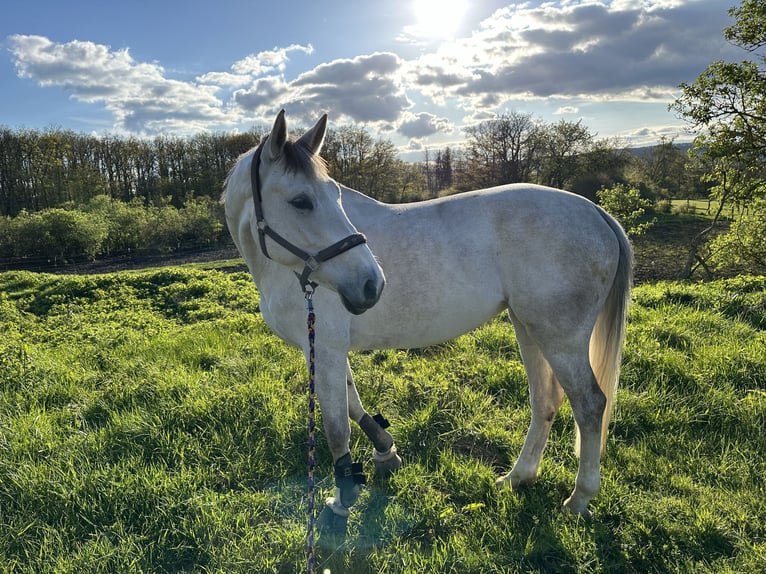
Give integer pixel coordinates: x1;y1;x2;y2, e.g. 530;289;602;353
412;0;469;39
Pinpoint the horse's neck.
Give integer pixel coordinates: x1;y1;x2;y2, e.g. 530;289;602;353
340;184;391;220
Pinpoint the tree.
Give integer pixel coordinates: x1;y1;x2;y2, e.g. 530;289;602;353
323;126;374;189
670;0;766;276
647;137;690;200
535;119;594;189
463;112;539;188
322;126;404;201
568;138;633;202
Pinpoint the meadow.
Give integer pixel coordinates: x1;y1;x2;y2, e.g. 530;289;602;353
0;266;764;573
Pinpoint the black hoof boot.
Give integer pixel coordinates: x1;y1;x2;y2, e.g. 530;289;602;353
317;503;349;537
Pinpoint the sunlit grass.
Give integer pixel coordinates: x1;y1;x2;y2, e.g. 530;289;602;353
0;269;764;572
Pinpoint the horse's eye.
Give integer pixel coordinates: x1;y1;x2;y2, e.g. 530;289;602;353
289;195;314;211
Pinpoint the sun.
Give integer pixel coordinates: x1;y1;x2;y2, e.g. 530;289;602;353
411;0;469;39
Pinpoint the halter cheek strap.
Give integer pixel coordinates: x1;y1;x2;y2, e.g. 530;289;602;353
250;143;367;291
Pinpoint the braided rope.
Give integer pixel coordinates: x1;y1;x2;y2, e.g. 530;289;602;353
305;288;317;574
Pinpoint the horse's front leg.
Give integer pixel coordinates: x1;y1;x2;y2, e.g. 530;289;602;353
314;348;365;535
346;360;402;479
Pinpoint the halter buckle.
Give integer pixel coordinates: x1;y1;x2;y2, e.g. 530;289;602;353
304;256;320;272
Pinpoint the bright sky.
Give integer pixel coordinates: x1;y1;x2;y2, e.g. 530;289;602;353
0;0;742;159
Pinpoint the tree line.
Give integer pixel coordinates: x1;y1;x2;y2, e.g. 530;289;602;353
442;115;706;204
0;128;259;216
0;117;700;218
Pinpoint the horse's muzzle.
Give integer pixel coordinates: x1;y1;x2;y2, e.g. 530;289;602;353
339;276;384;315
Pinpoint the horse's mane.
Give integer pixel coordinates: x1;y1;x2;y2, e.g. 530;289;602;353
269;134;329;180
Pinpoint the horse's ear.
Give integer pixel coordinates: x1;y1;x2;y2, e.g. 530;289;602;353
267;109;287;161
298;113;328;156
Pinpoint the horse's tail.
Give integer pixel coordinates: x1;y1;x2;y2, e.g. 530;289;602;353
579;207;633;456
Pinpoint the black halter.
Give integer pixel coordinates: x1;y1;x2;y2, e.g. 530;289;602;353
250;143;367;291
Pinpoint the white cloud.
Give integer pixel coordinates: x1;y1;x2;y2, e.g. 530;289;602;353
233;76;290;111
8;34;233;135
288;52;411;123
230;44;313;76
196;71;251;87
408;0;737;105
616;123;695;147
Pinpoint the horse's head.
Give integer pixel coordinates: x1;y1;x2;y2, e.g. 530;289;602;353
251;110;385;314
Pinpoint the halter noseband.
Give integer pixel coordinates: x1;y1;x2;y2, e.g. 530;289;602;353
250;143;367;291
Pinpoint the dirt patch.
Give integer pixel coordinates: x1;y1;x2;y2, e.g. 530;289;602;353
4;246;246;276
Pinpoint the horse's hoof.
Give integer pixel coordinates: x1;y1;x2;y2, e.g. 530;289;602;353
562;495;592;517
495;475;511;489
495;472;524;490
374;453;402;479
373;445;402;479
496;469;537;491
317;504;349;537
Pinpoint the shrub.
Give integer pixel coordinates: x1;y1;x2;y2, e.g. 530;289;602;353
84;196;151;253
178;198;225;246
0;196;230;265
8;208;108;262
597;183;655;237
709;199;766;275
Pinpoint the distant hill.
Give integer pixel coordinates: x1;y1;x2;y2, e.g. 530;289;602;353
628;141;692;159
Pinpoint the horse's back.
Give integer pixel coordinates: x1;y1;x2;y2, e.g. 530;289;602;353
346;184;620;282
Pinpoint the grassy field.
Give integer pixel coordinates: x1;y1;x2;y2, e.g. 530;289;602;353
0;267;764;573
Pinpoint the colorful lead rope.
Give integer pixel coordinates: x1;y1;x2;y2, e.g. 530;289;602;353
305;288;317;573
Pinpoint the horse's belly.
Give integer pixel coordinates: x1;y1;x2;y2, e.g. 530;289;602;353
350;296;505;350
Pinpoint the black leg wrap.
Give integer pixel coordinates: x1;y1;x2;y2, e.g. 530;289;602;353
334;453;366;508
317;453;366;537
359;413;402;479
372;413;390;429
359;413;394;453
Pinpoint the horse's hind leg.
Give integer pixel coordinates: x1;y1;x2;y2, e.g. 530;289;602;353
497;314;605;515
346;360;402;478
543;346;606;515
496;319;565;490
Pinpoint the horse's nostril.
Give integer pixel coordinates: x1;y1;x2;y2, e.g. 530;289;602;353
363;279;379;302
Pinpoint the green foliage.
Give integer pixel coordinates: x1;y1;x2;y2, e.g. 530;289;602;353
0;196;227;264
597;183;655;237
0;127;259;215
0;267;764;572
709;199;766;274
0;208;109;262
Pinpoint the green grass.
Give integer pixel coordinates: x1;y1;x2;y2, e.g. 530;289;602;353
669;199;721;217
0;268;764;573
